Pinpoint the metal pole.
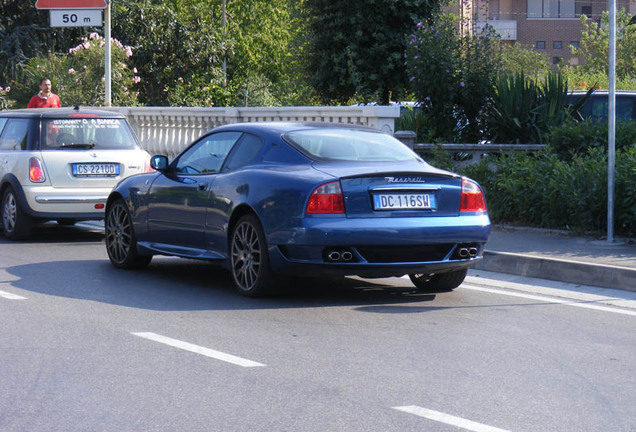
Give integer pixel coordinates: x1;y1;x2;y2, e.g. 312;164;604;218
104;1;112;106
607;0;616;242
222;0;227;87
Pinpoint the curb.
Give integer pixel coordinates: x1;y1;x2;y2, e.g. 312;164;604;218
473;251;636;292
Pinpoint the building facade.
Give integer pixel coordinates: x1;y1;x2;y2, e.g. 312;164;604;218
463;0;636;65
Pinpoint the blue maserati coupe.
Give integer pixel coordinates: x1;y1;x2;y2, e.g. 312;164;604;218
104;122;490;297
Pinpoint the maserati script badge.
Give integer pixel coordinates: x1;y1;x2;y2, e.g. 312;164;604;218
385;176;425;183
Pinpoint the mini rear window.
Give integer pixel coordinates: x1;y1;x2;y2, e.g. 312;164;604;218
282;128;419;162
42;118;137;150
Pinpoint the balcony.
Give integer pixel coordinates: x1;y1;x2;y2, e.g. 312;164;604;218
475;20;517;40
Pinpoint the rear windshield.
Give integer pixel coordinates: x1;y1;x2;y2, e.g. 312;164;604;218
282;128;419;162
42;118;138;150
569;94;636;121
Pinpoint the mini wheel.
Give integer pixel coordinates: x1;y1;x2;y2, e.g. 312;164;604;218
2;186;33;240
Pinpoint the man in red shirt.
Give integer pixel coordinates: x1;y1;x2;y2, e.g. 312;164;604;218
27;78;61;108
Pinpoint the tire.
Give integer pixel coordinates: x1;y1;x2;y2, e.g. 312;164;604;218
105;198;152;269
409;268;467;293
2;186;33;241
230;214;275;297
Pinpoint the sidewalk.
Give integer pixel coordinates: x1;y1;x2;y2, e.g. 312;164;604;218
474;226;636;292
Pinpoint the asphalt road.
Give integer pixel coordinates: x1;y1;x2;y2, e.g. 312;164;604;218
1;222;635;432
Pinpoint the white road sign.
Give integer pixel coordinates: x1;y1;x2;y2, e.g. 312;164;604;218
50;9;102;27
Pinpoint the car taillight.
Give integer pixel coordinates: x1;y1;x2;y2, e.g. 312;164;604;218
144;160;154;172
460;178;486;212
29;157;46;183
306;181;345;214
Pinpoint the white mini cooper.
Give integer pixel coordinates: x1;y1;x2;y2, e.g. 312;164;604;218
0;107;151;240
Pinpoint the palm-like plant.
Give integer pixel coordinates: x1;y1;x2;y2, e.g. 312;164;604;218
485;72;592;143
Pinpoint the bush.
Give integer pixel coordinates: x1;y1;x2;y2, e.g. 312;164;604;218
461;147;636;237
10;33;141;107
549;119;636;160
0;85;15;110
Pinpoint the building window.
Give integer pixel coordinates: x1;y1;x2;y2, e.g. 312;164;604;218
527;0;592;18
570;41;580;48
553;41;563;49
552;56;561;65
570;57;580;66
536;41;546;49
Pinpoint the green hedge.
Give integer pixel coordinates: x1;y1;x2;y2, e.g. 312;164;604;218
549;119;636;160
460;146;636;237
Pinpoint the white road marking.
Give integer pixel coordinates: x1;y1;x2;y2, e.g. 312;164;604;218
393;406;511;432
0;290;27;300
461;284;636;317
131;332;266;368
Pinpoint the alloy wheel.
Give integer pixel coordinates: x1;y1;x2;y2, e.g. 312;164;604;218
231;220;262;292
106;201;132;265
2;191;16;233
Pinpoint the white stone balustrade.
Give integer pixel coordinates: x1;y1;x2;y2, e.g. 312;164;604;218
100;105;400;157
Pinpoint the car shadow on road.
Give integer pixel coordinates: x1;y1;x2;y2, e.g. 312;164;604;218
5;256;442;312
0;221;105;244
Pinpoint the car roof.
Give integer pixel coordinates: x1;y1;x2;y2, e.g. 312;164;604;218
0;107;126;119
210;121;380;136
569;90;636;96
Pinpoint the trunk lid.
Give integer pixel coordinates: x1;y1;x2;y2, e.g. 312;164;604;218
312;160;462;218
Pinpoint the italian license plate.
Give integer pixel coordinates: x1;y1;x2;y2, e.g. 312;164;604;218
373;193;436;210
72;163;120;177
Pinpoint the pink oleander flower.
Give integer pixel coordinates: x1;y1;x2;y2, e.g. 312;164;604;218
68;68;76;75
133;76;141;84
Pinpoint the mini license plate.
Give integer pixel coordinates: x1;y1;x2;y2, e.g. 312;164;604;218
373;193;436;210
72;163;120;177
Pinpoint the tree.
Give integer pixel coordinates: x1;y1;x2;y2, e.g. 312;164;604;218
305;0;444;105
0;0;90;86
570;9;636;80
112;0;307;107
112;0;229;106
501;43;551;81
405;15;502;142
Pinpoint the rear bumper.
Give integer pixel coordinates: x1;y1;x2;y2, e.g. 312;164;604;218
269;247;481;278
267;214;490;278
21;185;111;219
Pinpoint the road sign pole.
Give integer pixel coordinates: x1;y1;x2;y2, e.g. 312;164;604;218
104;1;112;106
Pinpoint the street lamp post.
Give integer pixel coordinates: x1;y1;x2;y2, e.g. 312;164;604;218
607;0;616;242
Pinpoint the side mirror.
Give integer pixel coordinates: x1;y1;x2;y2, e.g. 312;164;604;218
150;155;169;172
